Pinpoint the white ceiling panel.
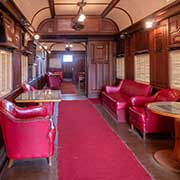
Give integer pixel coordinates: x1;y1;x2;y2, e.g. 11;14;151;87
14;0;49;23
55;5;78;15
32;9;51;30
107;9;132;31
13;0;177;32
84;5;107;15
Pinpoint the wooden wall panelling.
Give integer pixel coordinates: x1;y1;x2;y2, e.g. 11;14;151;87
125;35;135;80
87;40;115;98
169;13;180;48
116;39;125;56
135;30;149;53
12;50;21;89
149;19;169;88
37;16;119;36
27;41;36;80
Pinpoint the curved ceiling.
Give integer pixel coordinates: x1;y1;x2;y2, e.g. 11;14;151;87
13;0;176;31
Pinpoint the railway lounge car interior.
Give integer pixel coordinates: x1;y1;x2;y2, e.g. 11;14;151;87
0;0;180;179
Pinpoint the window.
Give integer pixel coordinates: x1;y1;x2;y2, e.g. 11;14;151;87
134;54;150;84
169;50;180;89
21;55;28;83
0;50;12;96
116;57;125;79
63;55;73;62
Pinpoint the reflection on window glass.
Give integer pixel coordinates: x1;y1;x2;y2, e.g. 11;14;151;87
63;55;73;62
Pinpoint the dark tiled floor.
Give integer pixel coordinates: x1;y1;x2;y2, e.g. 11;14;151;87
2;95;180;180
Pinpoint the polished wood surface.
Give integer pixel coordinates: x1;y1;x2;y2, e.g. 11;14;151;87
15;89;62;103
37;16;119;36
148;102;180;172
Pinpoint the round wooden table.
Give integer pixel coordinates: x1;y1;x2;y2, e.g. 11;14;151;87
148;102;180;172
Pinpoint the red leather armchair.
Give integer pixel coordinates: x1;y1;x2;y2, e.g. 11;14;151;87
21;83;54;116
129;89;180;140
0;99;56;168
101;80;152;123
45;72;62;90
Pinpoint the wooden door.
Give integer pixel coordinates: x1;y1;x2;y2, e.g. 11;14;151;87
62;61;73;79
87;40;116;98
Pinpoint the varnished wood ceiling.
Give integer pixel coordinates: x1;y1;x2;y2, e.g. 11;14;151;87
13;0;176;31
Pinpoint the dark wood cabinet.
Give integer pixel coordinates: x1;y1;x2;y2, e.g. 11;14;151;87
87;40;116;98
149;19;169;88
169;13;180;48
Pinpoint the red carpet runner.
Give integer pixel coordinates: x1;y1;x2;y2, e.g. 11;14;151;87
58;100;152;180
60;81;77;94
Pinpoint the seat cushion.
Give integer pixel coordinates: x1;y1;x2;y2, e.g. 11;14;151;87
102;92;130;112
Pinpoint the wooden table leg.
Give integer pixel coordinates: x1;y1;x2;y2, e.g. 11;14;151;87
173;118;180;161
154;118;180;172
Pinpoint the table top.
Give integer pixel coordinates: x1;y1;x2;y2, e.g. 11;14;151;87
15;89;62;103
148;102;180;119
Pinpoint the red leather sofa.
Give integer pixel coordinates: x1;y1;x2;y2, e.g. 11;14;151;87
129;89;180;139
0;99;56;167
101;80;152;123
21;83;54;116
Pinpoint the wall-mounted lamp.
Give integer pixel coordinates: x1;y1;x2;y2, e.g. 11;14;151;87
34;34;40;40
120;32;131;39
145;20;153;29
44;45;48;50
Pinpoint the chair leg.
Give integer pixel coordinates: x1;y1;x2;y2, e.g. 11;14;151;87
143;132;146;141
8;159;14;168
131;124;134;130
47;157;52;166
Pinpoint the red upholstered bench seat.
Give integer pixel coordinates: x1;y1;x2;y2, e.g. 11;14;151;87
101;80;152;123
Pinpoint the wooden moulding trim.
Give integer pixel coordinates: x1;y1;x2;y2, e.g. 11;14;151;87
134;49;149;55
114;7;133;25
48;0;55;18
101;0;121;18
103;17;120;32
54;3;109;6
30;7;50;25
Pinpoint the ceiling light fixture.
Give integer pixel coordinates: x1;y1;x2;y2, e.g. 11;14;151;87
78;6;86;22
72;1;86;31
65;43;73;51
34;34;40;40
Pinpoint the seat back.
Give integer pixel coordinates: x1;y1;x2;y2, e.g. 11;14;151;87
120;80;152;97
155;89;180;101
0;99;53;160
22;83;35;92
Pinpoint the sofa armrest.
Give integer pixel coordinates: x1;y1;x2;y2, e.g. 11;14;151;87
105;86;119;93
130;95;156;107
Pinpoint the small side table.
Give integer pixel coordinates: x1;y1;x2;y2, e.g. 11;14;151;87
148;102;180;172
